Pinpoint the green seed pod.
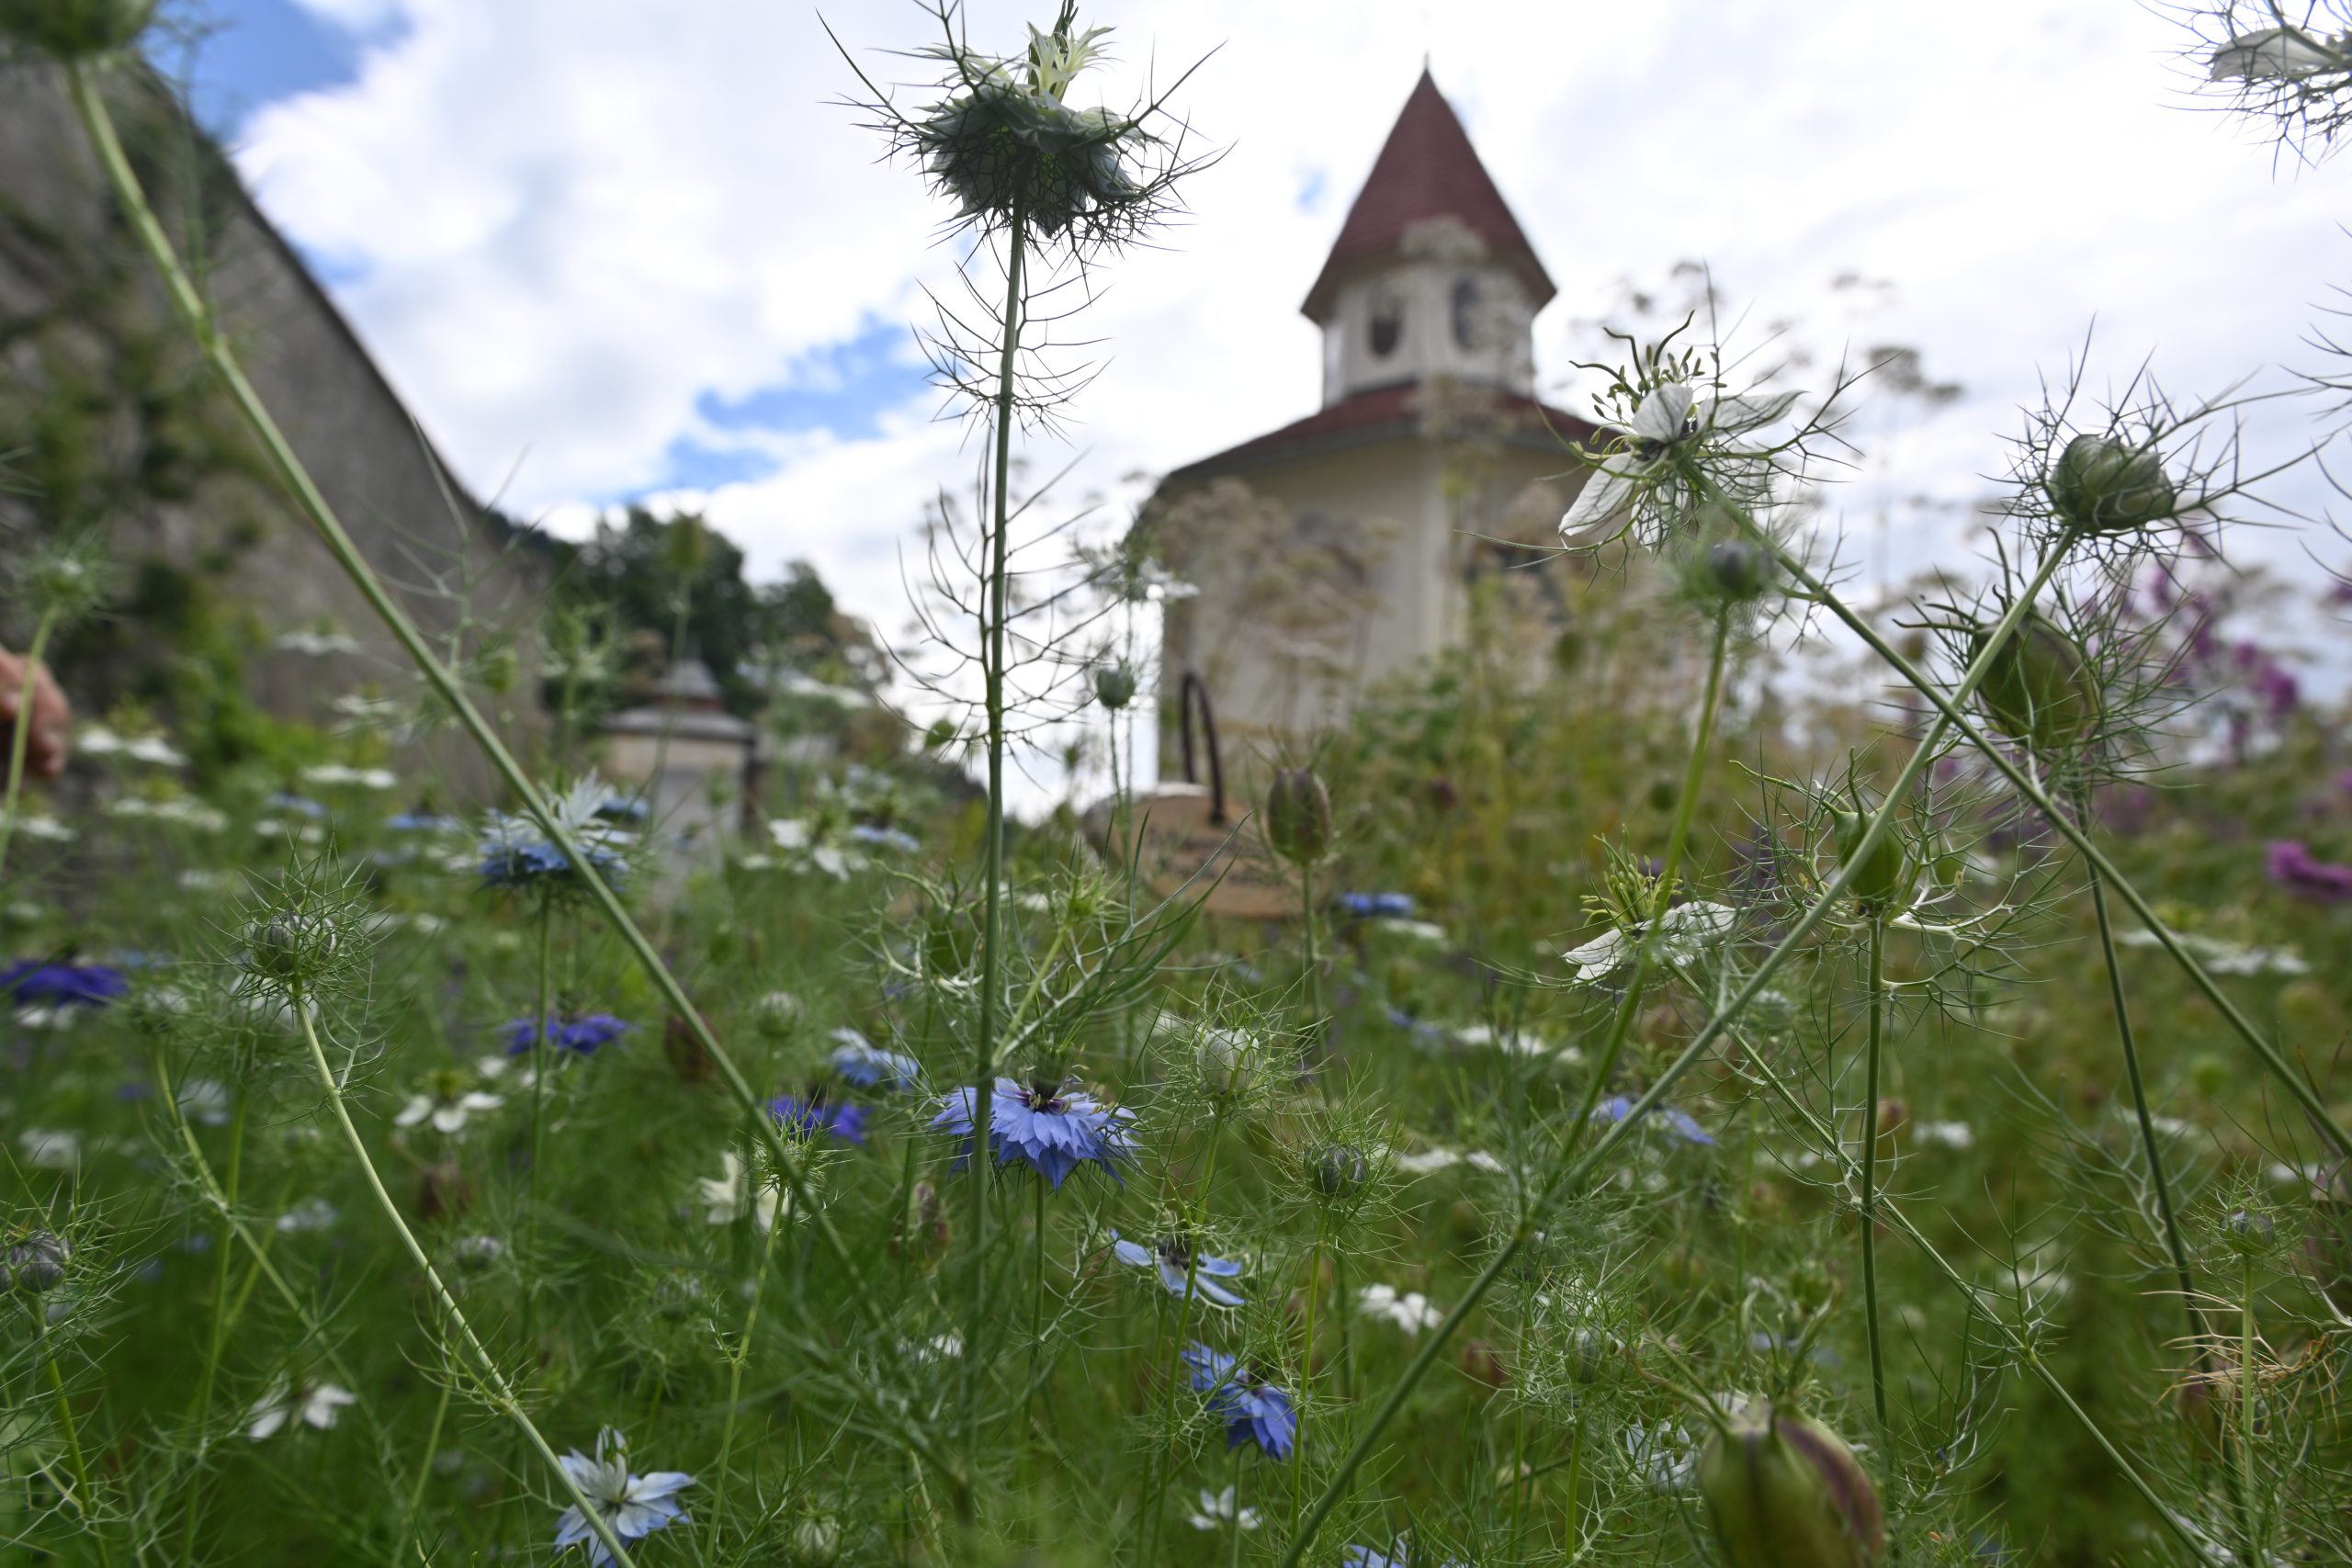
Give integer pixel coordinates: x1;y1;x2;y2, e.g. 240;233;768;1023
1699;1398;1885;1568
0;0;153;59
1312;1143;1368;1200
247;912;339;986
1705;539;1773;602
792;1514;842;1568
1264;768;1334;866
1973;614;2099;752
1194;1026;1259;1100
749;989;804;1042
2046;434;2177;535
1832;810;1912;912
1091;660;1137;711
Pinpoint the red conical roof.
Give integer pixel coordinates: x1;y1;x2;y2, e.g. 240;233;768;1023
1301;69;1555;323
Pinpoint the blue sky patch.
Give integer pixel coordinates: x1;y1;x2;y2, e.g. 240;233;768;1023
639;437;782;496
695;318;931;444
1295;167;1329;213
170;0;409;135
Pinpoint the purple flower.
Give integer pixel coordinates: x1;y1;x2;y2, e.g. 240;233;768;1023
830;1031;922;1092
930;1077;1136;1190
2267;840;2352;902
503;1013;633;1057
2;962;129;1010
1337;892;1416;919
771;1094;870;1146
1181;1344;1295;1460
1112;1232;1246;1307
1591;1094;1716;1146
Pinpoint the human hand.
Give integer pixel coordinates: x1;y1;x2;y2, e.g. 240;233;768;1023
0;647;72;780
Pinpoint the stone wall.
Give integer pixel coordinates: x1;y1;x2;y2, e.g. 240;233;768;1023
0;60;546;799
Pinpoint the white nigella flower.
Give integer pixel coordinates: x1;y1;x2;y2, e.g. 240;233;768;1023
1623;1416;1699;1493
125;734;188;767
245;1375;356;1440
276;1198;339;1234
1558;381;1796;540
2115;928;2308;977
3;811;75;843
1563;900;1736;985
2210;24;2345;82
301;763;399;790
392;1066;503;1142
276;628;363;657
177;1077;233;1128
1392;1145;1504;1176
552;1427;695;1567
697;1150;787;1233
1358;1282;1445;1335
1914;1120;1974;1151
18;1128;81;1169
1186;1485;1261;1531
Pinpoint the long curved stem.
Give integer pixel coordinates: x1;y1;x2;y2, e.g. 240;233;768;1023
966;199;1027;1491
289;989;641;1568
1274;544;2072;1568
1860;912;1889;1436
0;604;61;880
64;60;868;1309
715;1195;785;1522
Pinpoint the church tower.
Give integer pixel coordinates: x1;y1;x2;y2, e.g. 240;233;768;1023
1148;70;1595;764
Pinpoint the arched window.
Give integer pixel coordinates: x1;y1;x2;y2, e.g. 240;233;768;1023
1369;292;1404;357
1451;276;1482;350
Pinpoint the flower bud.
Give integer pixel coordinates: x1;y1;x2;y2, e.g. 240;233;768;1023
1264;768;1333;866
1704;539;1773;601
1312;1143;1368;1200
749;989;805;1041
0;0;153;59
6;1229;70;1293
1195;1027;1259;1100
1091;660;1137;711
246;912;339;986
1973;614;2099;752
1698;1397;1884;1568
792;1513;842;1567
1832;811;1912;912
2047;434;2177;535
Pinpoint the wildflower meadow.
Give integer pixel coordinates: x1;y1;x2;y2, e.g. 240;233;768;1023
12;4;2352;1566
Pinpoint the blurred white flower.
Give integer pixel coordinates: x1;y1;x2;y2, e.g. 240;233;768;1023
276;1198;340;1234
18;1128;80;1169
276;629;363;657
302;763;398;790
2114;928;2307;976
177;1077;233;1128
2;811;75;843
246;1375;356;1440
1563;900;1736;985
1186;1485;1261;1531
2210;24;2344;82
1393;1145;1503;1176
1914;1120;1974;1151
1358;1282;1444;1335
395;1085;503;1135
698;1149;787;1233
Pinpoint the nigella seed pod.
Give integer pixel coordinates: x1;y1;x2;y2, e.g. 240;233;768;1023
1312;1143;1368;1200
1091;660;1137;711
749;989;805;1041
792;1513;842;1567
1973;613;2099;752
2047;433;2177;535
1699;1398;1884;1568
1264;768;1333;866
247;912;338;985
1832;811;1913;912
1705;539;1773;601
6;1229;70;1292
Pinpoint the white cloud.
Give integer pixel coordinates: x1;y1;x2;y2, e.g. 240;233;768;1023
226;0;2352;676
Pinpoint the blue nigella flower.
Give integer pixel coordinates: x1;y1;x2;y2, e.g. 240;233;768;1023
478;780;635;892
387;811;462;833
1342;1546;1464;1568
1336;892;1416;919
831;1030;922;1092
503;1013;633;1057
1181;1343;1295;1461
2;961;130;1010
772;1094;870;1146
267;792;328;819
847;823;920;852
931;1077;1136;1190
592;794;650;824
1590;1095;1715;1146
551;1427;693;1567
1114;1233;1246;1307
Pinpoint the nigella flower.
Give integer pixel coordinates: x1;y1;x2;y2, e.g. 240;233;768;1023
847;822;920;852
503;1013;633;1057
1623;1416;1698;1493
772;1093;870;1146
1557;380;1793;541
551;1427;694;1568
1186;1486;1261;1531
394;1066;504;1135
831;1031;922;1092
1112;1231;1246;1307
698;1150;788;1232
479;779;634;891
245;1375;356;1440
1590;1094;1716;1147
931;1077;1137;1190
1337;891;1416;919
1;960;128;1010
388;811;462;834
2210;23;2346;82
1181;1344;1295;1461
1357;1282;1444;1335
1562;900;1736;985
2267;840;2352;902
1342;1544;1465;1568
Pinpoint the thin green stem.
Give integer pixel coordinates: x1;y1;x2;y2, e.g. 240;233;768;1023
0;604;61;880
177;1087;248;1565
1860;912;1890;1437
526;897;553;1345
288;987;642;1568
64;60;870;1311
966;196;1028;1494
38;1314;106;1562
401;1342;455;1560
2240;1257;2260;1560
715;1195;785;1522
1274;544;2074;1568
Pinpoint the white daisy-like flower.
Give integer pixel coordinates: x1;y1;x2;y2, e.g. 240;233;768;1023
552;1427;695;1567
2210;24;2344;82
1358;1282;1445;1336
1186;1485;1261;1531
245;1375;356;1440
1562;900;1737;985
1558;382;1796;540
395;1086;504;1136
697;1149;787;1233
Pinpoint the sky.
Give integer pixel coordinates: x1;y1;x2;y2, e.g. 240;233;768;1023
163;0;2352;736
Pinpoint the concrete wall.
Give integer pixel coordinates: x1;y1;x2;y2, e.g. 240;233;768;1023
0;62;545;798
